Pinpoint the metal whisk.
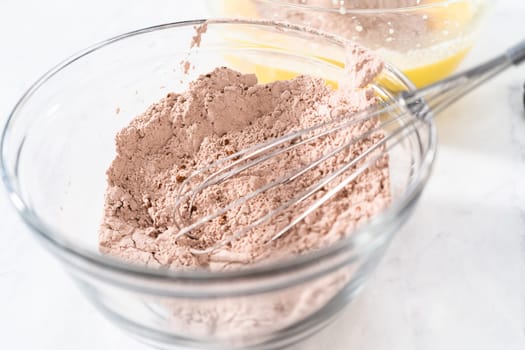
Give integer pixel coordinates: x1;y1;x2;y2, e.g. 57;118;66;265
173;39;525;255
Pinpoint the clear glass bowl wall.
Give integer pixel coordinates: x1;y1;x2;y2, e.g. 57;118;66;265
0;20;436;349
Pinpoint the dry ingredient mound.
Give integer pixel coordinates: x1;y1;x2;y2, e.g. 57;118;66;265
99;63;390;271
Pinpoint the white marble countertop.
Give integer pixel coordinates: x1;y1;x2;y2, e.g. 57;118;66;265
1;0;524;349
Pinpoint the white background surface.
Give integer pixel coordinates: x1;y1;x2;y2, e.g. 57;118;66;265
1;0;525;349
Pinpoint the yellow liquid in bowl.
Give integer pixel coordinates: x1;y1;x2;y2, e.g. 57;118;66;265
224;53;340;88
226;46;470;89
216;0;479;87
397;47;471;87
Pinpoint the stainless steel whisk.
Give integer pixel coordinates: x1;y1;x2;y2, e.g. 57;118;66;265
173;39;525;255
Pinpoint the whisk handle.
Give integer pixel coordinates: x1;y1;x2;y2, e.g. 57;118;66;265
403;38;525;116
506;39;525;65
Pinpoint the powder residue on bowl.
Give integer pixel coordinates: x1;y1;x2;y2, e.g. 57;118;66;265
191;22;208;48
181;22;208;74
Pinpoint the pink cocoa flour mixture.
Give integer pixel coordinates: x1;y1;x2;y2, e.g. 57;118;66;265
97;29;389;341
99;53;389;271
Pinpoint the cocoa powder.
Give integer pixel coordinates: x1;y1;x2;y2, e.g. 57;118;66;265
99;61;389;270
97;38;390;341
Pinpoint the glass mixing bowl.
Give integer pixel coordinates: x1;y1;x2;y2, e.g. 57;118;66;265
0;19;436;349
211;0;489;87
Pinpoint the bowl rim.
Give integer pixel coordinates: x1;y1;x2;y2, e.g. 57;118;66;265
0;18;437;283
257;0;467;14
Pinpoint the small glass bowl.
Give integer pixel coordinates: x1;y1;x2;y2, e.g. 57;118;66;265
212;0;489;87
0;19;436;349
